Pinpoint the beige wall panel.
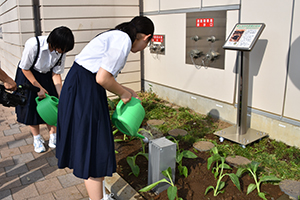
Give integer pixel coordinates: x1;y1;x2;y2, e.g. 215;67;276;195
1;8;19;23
40;0;138;6
40;7;139;19
160;0;201;10
2;21;19;32
202;0;240;7
2;42;22;59
241;0;293;115
0;0;17;14
42;18;133;33
19;20;35;32
19;7;33;19
144;13;237;103
283;0;300;121
127;52;140;62
143;0;159;12
121;61;140;73
2;20;34;33
116;71;141;84
2;33;22;45
18;0;32;6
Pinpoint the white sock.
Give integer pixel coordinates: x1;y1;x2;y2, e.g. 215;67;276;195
50;133;56;139
103;180;106;197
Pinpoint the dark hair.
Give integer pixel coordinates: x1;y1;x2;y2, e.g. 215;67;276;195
115;16;154;44
47;26;74;53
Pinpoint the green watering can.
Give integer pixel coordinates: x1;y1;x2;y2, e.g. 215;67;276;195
112;97;145;139
35;94;59;126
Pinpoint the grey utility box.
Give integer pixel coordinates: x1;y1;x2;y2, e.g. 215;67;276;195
148;137;177;194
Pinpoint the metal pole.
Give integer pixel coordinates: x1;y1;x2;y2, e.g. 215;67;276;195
239;51;249;135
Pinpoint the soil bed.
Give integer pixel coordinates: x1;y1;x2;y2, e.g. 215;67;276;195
114;120;284;200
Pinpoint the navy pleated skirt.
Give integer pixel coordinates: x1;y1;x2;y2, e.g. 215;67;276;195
15;67;58;125
56;62;116;179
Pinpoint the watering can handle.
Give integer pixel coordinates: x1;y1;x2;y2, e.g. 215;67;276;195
35;93;50;104
115;97;141;115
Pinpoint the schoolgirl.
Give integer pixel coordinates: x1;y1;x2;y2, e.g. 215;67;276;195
56;16;154;200
15;26;74;153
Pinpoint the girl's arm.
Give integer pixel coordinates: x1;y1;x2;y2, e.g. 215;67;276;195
52;73;62;98
21;69;47;98
96;67;132;104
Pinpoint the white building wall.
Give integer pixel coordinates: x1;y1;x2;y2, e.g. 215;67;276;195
143;0;300;147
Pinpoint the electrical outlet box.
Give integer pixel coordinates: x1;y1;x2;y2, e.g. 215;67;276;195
149;34;165;55
148;137;176;194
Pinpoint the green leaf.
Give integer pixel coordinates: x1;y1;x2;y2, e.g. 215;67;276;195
204;186;214;195
182;166;188;178
217;181;226;191
176;152;184;163
167;186;177;200
162;167;173;179
247;183;257;195
221;163;232;170
207;154;221;170
126;156;140;177
249;161;260;174
114;139;123;142
139;179;169;192
236;168;247;177
214;171;219;179
228;173;241;191
182;150;197;159
258;192;268;200
211;146;218;154
216;189;225;195
259;175;281;183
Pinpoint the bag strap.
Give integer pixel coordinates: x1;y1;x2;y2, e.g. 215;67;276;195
31;36;63;69
31;36;40;68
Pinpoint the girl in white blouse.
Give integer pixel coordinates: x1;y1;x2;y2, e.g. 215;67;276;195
15;26;74;153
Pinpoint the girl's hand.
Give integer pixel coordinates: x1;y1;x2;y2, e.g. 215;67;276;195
120;90;132;104
37;87;48;99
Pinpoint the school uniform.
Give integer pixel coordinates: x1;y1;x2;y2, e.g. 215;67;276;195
15;36;65;125
56;30;132;179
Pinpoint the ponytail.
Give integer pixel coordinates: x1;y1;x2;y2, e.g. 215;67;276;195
115;16;154;44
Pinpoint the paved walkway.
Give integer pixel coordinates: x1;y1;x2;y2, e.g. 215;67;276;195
0;105;89;200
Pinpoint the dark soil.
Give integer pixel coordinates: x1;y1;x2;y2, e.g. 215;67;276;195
114;120;284;200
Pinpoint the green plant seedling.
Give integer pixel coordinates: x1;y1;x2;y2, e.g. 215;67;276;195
205;147;241;196
207;147;231;179
167;136;197;177
139;167;183;200
127;129;152;177
236;161;281;200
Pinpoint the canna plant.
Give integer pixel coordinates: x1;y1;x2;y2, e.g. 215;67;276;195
166;136;197;177
207;146;232;179
126;128;152;177
236;161;281;200
205;147;241;196
139;167;183;200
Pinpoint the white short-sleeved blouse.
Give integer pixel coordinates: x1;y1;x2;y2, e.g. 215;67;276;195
19;36;65;74
75;30;132;78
